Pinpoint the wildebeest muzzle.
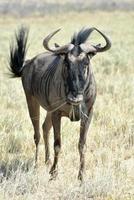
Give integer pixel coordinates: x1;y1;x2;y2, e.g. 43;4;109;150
67;92;83;105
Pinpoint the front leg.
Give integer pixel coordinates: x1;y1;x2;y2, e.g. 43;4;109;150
42;113;52;165
78;106;93;182
49;111;61;179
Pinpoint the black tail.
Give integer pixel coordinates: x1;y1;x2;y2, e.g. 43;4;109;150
9;26;29;77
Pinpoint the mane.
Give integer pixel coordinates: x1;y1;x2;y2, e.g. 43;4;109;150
71;27;94;45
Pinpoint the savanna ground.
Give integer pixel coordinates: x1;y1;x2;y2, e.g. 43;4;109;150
0;11;134;200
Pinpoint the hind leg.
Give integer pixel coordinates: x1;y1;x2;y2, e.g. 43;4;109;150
25;93;40;166
42;112;52;165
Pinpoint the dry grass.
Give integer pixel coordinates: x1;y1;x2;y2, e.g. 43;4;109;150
0;11;134;200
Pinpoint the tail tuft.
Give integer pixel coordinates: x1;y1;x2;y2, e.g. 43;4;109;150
9;26;29;77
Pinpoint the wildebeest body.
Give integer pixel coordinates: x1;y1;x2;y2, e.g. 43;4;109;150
22;52;96;116
9;26;111;181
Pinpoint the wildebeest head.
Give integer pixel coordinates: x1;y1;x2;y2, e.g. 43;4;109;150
43;27;111;105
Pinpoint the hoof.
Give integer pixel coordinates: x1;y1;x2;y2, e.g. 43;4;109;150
49;167;58;180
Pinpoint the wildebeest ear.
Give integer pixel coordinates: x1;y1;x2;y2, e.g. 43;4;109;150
95;43;101;48
54;43;67;56
88;44;100;58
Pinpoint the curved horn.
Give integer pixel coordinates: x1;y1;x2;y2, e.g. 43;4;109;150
93;28;111;52
43;29;74;54
80;27;111;53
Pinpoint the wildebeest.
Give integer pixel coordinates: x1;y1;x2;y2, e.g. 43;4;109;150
9;26;111;181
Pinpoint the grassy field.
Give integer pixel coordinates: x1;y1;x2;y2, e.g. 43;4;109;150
0;11;134;200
